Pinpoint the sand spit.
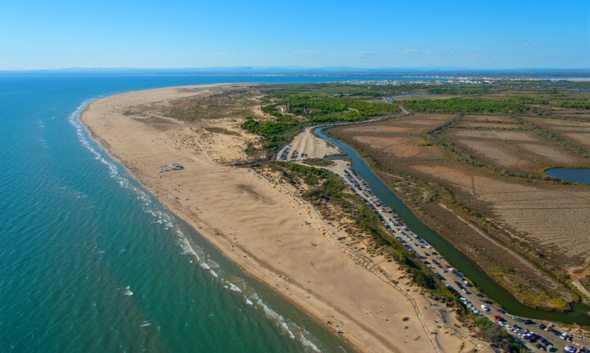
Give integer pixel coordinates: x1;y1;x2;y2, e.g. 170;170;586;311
79;84;492;353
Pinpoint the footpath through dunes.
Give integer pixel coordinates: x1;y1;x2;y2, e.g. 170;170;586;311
79;85;494;353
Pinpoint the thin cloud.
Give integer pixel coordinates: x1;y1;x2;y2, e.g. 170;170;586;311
355;51;378;55
291;50;343;56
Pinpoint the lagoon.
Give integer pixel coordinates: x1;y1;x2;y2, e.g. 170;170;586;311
545;168;590;184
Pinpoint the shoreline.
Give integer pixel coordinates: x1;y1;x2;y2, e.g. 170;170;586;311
79;84;493;353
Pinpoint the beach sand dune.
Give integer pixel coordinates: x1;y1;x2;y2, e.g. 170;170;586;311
80;85;493;353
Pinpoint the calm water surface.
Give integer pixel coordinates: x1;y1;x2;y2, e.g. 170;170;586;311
545;168;590;184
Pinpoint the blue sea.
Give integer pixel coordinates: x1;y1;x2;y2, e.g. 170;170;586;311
0;74;431;352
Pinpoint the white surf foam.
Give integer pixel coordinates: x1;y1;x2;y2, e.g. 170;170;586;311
298;332;321;353
69;99;122;181
248;293;321;352
121;286;133;296
227;282;242;293
177;232;202;263
281;322;296;340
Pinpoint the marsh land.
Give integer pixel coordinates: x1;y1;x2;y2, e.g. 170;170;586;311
324;81;590;312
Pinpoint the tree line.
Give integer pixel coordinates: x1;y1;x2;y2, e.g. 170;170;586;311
403;98;529;114
277;96;399;122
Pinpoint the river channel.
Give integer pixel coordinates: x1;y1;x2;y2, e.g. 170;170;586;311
314;126;590;326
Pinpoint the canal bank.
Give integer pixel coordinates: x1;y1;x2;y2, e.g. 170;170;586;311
315;126;590;326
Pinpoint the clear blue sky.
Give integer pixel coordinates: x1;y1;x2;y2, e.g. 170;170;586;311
1;0;588;70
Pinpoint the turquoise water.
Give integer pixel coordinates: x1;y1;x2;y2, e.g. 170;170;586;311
545;168;590;184
317;127;590;326
1;75;422;352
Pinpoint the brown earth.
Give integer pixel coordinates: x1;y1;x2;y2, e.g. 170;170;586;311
526;117;590;152
463;115;518;123
457;121;520;129
451;129;541;142
549;107;590;119
452;139;536;169
442;116;588;174
518;143;583;165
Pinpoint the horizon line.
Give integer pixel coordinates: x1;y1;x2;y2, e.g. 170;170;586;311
1;66;589;73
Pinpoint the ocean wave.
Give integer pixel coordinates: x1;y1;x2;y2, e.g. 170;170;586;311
69;98;165;216
121;286;133;296
298;332;321;353
281;322;296;340
249;293;321;352
68;99;120;181
177;232;202;262
227;282;242;293
37;120;48;148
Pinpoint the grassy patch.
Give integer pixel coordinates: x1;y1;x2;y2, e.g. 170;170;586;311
241;116;303;153
427;85;491;95
475;316;523;352
554;101;590;109
204;126;241;136
404;98;529;114
503;96;548;104
275;96;399;122
303;158;334;167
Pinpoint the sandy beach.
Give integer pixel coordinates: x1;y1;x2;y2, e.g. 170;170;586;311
79;84;493;353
